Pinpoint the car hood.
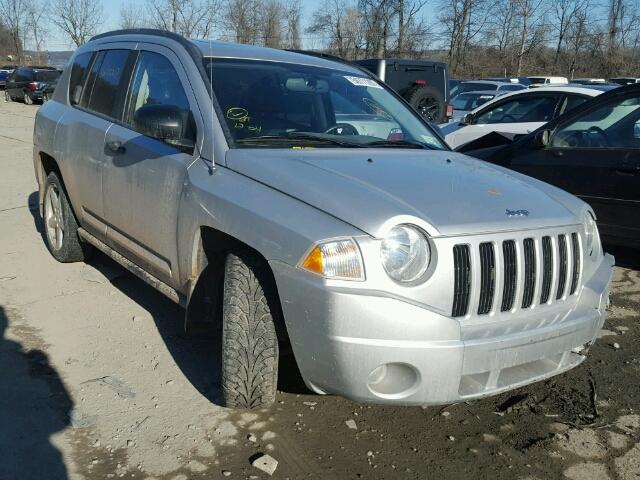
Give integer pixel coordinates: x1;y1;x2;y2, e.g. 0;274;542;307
225;148;579;238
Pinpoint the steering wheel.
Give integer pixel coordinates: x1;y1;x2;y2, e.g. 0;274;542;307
586;126;611;147
325;123;359;136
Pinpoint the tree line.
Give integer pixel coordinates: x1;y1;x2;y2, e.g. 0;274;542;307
1;0;640;78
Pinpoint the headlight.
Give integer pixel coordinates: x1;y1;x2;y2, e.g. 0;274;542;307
300;238;365;280
381;225;431;283
584;211;599;255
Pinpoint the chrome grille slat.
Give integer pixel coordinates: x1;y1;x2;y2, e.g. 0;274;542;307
451;228;583;318
556;234;568;300
521;238;536;308
501;240;518;312
570;233;581;294
540;236;553;304
452;245;471;317
477;242;495;315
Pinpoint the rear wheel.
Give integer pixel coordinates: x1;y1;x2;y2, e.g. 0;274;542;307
42;92;50;103
405;86;446;123
221;251;279;409
23;92;33;105
43;172;91;262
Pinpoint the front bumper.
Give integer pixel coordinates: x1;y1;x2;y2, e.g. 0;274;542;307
271;253;614;406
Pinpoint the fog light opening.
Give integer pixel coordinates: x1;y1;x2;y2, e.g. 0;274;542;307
367;362;420;399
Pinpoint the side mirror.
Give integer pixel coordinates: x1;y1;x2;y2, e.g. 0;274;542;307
133;104;195;152
461;113;473;125
532;129;551;148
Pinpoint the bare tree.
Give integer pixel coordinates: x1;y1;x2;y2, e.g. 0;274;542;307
261;0;284;47
51;0;103;47
120;1;148;29
0;0;28;60
308;0;364;57
284;0;302;48
222;0;260;44
26;0;49;53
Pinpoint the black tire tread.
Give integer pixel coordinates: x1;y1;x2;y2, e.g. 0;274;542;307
221;252;278;409
43;172;90;263
405;85;446;123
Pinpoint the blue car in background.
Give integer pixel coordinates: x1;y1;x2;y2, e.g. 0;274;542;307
0;65;17;88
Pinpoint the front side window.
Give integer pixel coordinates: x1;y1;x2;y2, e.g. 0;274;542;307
551;96;640;149
204;58;446;149
124;51;193;139
69;52;94;105
83;49;130;119
475;95;558;124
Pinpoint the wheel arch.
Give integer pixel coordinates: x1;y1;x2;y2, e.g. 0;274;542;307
184;225;288;343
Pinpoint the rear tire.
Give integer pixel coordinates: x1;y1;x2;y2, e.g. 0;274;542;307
405;86;446;123
221;251;279;409
43;172;91;263
24;92;33;105
4;90;11;102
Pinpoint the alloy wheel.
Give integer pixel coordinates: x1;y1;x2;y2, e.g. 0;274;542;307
44;184;64;251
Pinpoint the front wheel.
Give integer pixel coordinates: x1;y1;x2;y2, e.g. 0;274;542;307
43;172;91;262
221;251;279;408
4;90;11;102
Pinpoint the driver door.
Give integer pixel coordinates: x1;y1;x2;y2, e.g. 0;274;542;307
509;92;640;246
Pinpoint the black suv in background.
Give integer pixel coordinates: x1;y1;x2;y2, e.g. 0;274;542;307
355;58;450;123
5;66;61;104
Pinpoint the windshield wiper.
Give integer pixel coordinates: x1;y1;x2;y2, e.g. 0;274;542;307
235;133;364;148
365;139;434;149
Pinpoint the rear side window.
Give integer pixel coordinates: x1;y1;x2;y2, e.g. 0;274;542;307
83;49;131;119
14;68;32;82
69;52;94;105
35;70;60;82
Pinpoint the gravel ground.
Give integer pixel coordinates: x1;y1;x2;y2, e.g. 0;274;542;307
0;99;639;480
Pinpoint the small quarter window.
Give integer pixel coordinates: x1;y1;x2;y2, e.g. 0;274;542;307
83;49;131;119
68;52;94;105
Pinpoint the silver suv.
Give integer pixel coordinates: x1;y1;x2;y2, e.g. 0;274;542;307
33;29;614;409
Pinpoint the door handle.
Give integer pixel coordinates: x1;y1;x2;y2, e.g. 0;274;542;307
105;140;125;155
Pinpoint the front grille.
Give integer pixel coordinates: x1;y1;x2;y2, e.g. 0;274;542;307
452;245;471;317
452;230;582;318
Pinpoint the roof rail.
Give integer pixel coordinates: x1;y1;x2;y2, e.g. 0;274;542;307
90;28;187;43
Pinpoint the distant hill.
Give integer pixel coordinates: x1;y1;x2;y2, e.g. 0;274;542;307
23;50;74;67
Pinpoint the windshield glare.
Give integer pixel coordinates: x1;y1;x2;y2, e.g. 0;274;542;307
203;58;446;150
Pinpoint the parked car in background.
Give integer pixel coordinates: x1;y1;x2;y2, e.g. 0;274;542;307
0;65;16;88
528;76;569;86
449;90;496;121
33;29;613;410
355;58;451;123
466;84;640;248
484;77;531;86
609;77;640;85
5;66;61;104
572;78;606;85
440;86;603;149
450;80;526;99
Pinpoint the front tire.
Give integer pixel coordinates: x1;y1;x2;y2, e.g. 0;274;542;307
43;172;90;262
4;90;11;102
221;251;279;409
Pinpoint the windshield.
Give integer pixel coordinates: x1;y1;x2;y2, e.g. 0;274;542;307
528;78;546;84
451;92;495;111
450;82;497;98
203;58;446;150
35;70;60;82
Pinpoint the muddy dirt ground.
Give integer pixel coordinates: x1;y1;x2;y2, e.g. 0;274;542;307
1;100;639;480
